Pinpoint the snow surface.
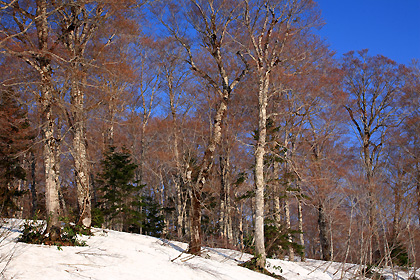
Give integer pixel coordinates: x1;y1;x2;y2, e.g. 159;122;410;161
0;219;417;280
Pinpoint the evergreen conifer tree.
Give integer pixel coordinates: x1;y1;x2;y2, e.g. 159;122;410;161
0;87;33;217
95;147;164;235
96;147;143;231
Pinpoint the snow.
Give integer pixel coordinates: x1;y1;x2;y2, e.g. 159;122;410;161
0;219;417;280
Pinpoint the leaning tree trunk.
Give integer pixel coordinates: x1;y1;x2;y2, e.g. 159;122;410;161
187;96;229;254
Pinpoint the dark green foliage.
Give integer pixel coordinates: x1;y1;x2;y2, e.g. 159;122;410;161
390;241;410;267
239;255;285;279
59;217;89;246
243;219;303;259
233;172;246;187
264;219;304;258
243;233;255;253
236;190;255;201
18;217;88;246
91;207;105;228
140;196;165;237
361;265;386;280
96;147;165;235
96;147;144;230
19;219;45;244
0;87;33;216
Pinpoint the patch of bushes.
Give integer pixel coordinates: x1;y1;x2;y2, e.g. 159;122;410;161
18;217;89;246
239;256;285;280
243;219;303;259
390;241;410;267
361;265;386;280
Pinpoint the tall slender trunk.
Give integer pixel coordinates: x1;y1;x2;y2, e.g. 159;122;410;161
416;162;420;225
318;203;331;261
175;181;183;238
105;89;116;147
273;161;281;227
138;120;148;235
35;0;61;238
219;186;226;239
239;202;244;250
187;88;231;254
41;90;61;237
72;67;91;228
220;151;232;243
30;152;37;217
284;195;294;261
168;82;184;240
189;185;202;254
254;73;269;268
392;182;402;244
297;190;305;261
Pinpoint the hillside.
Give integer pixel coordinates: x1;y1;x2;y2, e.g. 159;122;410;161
0;220;416;280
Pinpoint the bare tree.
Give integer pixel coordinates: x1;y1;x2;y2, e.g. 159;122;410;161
0;0;64;237
241;0;320;267
154;0;249;254
342;49;408;264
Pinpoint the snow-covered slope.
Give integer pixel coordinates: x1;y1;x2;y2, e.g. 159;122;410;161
0;220;416;280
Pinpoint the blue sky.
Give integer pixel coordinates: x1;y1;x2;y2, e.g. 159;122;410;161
315;0;420;65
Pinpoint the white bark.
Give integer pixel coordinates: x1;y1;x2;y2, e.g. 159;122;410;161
284;195;294;261
297;192;305;261
35;0;61;235
72;82;91;228
254;73;270;267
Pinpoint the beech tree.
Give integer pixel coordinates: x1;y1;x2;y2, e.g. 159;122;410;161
155;36;194;239
0;0;65;238
240;0;321;267
342;50;408;265
54;0;141;228
403;61;420;224
154;0;249;254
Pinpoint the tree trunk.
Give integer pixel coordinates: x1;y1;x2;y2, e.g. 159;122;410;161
219;185;226;239
297;191;305;261
220;151;233;243
254;137;266;267
239;201;244;250
273;161;282;227
416;163;420;225
30;152;38;217
392;182;402;244
72;69;91;228
35;0;61;238
189;186;202;254
187;87;231;254
254;73;269;268
318;204;331;261
42;98;61;238
284;195;294;261
175;180;183;239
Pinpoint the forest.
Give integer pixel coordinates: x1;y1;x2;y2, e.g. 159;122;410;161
0;0;419;272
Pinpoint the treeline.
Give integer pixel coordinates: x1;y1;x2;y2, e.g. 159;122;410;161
1;0;419;270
